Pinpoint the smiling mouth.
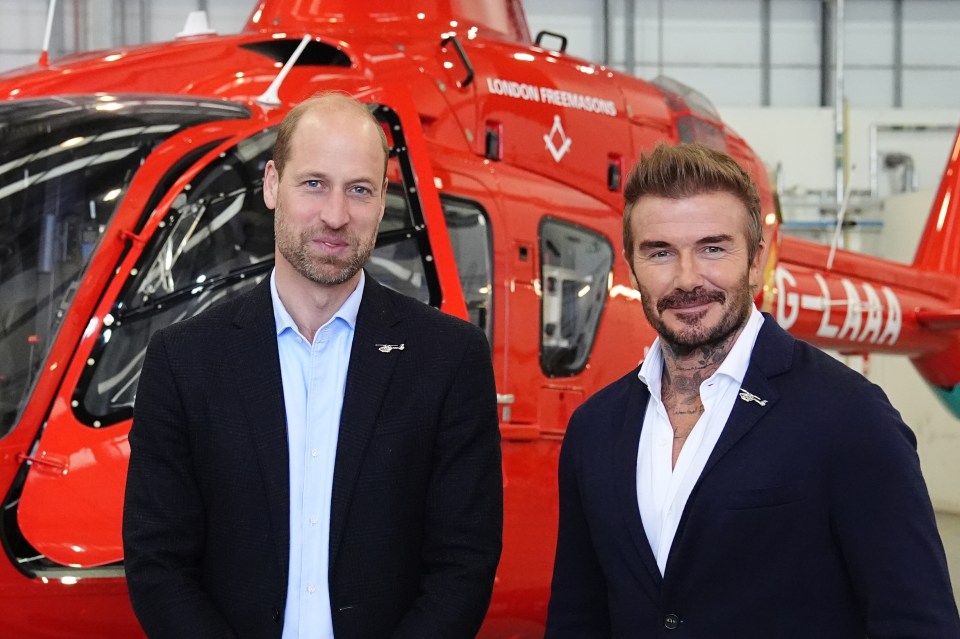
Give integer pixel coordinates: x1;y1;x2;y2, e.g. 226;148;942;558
669;302;712;313
313;238;348;250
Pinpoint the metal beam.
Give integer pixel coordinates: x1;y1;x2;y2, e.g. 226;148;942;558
892;0;903;107
657;0;664;77
116;0;126;45
833;0;846;210
142;0;149;42
761;0;771;106
625;0;636;76
603;0;611;67
820;0;832;107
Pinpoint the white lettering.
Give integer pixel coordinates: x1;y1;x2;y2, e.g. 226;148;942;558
878;287;902;345
814;273;840;339
775;266;799;329
486;77;541;102
522;84;617;117
837;279;863;341
772;266;903;347
858;283;883;343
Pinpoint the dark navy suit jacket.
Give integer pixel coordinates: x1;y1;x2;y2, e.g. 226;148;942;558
123;274;502;639
546;314;960;638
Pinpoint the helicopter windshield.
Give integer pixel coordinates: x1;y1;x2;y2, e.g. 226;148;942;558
0;96;251;435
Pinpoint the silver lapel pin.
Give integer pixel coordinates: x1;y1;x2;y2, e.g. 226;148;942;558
738;388;768;406
377;343;405;353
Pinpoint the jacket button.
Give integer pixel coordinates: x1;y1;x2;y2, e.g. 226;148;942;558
664;613;681;630
272;607;281;623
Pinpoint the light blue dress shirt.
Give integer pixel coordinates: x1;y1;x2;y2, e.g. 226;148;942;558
271;269;364;639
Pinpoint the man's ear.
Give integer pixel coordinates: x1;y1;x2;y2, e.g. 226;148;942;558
263;160;279;210
749;241;766;289
378;177;388;224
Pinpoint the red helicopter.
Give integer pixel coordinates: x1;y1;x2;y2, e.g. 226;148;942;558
0;0;958;636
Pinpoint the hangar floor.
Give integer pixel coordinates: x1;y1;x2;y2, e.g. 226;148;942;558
937;511;960;605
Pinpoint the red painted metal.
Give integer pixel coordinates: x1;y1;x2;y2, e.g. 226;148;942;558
0;1;957;636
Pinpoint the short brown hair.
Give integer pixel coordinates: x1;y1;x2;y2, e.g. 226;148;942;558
623;143;762;261
271;91;390;179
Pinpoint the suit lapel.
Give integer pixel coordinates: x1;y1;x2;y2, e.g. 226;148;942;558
699;375;779;479
229;279;290;584
613;377;664;589
700;316;791;478
328;277;403;571
669;316;792;565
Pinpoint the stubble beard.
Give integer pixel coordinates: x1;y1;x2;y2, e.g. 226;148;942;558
641;273;754;358
274;202;376;287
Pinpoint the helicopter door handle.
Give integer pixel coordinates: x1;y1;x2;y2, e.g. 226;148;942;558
535;30;568;53
118;228;147;246
441;36;474;88
17;452;68;475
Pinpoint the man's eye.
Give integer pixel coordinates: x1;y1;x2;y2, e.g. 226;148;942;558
351;186;372;196
704;246;725;254
304;180;321;188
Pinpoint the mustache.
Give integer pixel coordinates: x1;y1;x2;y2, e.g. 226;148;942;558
656;289;725;313
300;224;352;242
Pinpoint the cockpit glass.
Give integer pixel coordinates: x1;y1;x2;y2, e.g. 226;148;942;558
78;109;437;426
0;96;250;437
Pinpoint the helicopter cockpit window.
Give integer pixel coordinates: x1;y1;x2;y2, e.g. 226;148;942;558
0;95;250;438
441;197;493;342
79;128;277;423
539;218;612;377
368;184;431;304
78;119;437;425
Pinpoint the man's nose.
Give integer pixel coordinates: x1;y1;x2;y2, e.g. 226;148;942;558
320;189;350;229
674;252;703;290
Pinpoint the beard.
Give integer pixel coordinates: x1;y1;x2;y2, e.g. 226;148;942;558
640;273;754;357
274;202;376;287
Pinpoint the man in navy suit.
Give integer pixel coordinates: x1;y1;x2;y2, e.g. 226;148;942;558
545;143;960;638
123;93;502;638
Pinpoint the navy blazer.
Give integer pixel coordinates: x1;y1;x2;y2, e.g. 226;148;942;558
123;274;502;639
546;314;960;638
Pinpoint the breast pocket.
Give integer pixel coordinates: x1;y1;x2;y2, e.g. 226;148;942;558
725;481;805;510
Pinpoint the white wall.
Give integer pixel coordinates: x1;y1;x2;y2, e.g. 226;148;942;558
0;2;49;70
524;0;960;109
721;107;957;199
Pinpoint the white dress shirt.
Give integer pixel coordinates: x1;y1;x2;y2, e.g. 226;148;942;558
271;269;364;639
636;306;764;575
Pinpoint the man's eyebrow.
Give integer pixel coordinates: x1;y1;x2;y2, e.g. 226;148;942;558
698;234;735;244
637;240;672;251
292;170;329;181
292;171;378;185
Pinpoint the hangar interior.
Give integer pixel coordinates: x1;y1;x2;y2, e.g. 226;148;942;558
1;0;958;596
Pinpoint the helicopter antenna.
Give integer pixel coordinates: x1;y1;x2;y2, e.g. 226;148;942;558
826;170;855;270
39;0;58;67
256;34;311;107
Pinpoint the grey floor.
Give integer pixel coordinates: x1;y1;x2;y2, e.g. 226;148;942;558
937;511;960;606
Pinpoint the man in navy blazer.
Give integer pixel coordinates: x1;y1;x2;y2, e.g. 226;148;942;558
545;143;960;638
123;93;502;638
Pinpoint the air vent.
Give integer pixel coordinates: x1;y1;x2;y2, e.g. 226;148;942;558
240;40;351;67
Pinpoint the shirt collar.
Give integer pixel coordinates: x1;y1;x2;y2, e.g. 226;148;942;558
638;305;765;393
270;268;365;337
